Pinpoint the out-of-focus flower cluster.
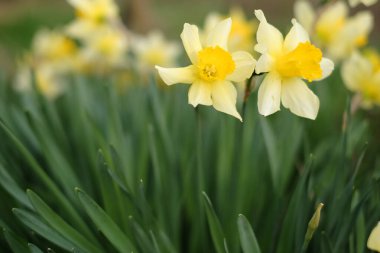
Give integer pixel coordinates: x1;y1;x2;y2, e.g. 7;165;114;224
15;0;181;99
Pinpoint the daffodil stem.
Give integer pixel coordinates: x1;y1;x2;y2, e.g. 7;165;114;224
241;74;255;121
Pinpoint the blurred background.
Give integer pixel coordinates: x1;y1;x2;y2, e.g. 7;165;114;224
0;0;379;73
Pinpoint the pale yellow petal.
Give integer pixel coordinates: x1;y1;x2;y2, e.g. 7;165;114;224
255;53;274;74
206;18;232;50
254;9;284;55
294;1;316;33
317;58;334;81
188;81;212;106
368;222;380;252
211;80;242;121
180;23;203;64
283;19;310;53
281;78;319;120
341;51;372;91
155;65;196;85
350;0;378;7
257;72;282;116
227;51;256;83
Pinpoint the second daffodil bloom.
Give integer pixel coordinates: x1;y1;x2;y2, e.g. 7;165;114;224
349;0;378;7
156;18;256;121
254;10;334;120
368;222;380;252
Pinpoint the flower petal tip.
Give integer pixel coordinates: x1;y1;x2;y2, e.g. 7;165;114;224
254;10;266;22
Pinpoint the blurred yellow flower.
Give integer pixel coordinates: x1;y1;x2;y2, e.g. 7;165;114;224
79;26;129;70
156;18;256;121
36;65;66;100
341;49;380;108
368;222;380;252
67;0;118;23
294;1;373;61
32;29;77;69
131;31;180;73
254;10;334;120
349;0;378;7
203;8;257;53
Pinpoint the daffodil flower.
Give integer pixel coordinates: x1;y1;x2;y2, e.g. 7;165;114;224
368;222;380;252
294;1;373;61
342;50;380;108
254;10;334;120
156;18;256;121
67;0;118;23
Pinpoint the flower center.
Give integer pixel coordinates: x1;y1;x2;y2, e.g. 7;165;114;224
276;42;323;82
197;46;235;82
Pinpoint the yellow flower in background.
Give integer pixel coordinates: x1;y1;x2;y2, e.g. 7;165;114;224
368;222;380;252
294;1;373;61
80;26;129;69
131;31;180;73
156;18;256;121
341;49;380;108
254;10;334;120
349;0;378;7
203;8;257;53
67;0;118;23
35;65;66;100
32;29;77;68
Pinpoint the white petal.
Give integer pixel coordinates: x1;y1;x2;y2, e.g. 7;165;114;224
283;19;310;53
206;18;232;50
317;58;334;81
155;65;196;85
255;54;274;74
281;78;319;120
227;51;256;82
257;72;282;116
180;24;203;64
254;10;284;55
368;222;380;252
188;81;212;106
294;1;316;33
211;81;242;121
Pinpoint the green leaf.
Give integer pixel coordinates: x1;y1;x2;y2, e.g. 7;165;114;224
237;214;261;253
26;190;101;253
28;243;44;253
75;188;136;253
202;192;228;253
3;228;29;253
13;208;76;251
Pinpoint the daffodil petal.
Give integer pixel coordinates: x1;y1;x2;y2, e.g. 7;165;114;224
283;19;310;53
341;51;372;91
294;1;315;33
254;9;284;55
281;78;319;120
211;80;242;121
188;81;212;106
156;65;196;85
257;72;281;116
206;18;232;50
256;53;274;74
368;222;380;252
227;51;256;82
317;58;334;81
180;24;203;64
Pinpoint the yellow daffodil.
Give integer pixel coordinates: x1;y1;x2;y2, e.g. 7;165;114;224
203;8;257;53
131;31;180;73
349;0;378;7
254;10;334;120
368;222;380;252
80;26;129;69
341;49;380;108
67;0;118;23
35;64;66;100
294;1;373;61
32;29;77;69
156;18;256;121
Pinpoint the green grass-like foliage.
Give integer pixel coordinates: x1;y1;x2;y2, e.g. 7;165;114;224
0;71;379;253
